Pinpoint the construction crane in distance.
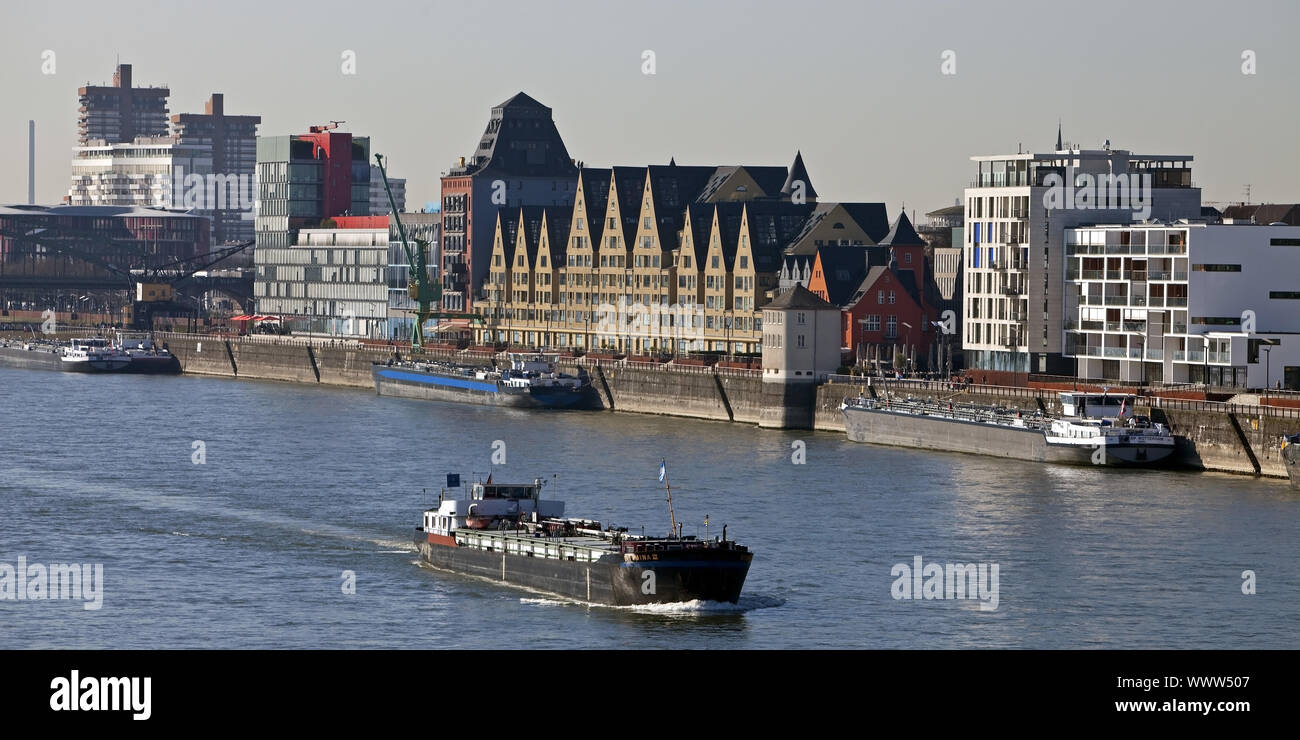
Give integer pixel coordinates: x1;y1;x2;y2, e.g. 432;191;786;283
308;120;345;133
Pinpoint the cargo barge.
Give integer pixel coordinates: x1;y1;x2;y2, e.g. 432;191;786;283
0;340;64;371
374;352;599;409
841;391;1175;467
414;475;752;605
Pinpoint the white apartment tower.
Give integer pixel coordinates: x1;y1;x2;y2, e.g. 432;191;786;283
962;129;1201;376
68;137;213;212
1064;223;1300;389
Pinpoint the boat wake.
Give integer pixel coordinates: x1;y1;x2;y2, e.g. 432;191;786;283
519;593;785;614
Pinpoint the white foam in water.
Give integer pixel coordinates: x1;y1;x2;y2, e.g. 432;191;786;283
519;593;786;614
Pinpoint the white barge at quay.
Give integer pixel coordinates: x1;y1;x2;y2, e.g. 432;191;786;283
841;391;1175;467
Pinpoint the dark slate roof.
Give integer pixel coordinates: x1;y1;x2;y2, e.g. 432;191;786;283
611;166;648;248
454;92;577;178
746;166;792;198
876;210;925;247
779;151;818;199
742;202;816;273
498;210;521;264
816;245;885;306
576;167;612;244
517;206;547;264
838;202;891;243
648;165;717;251
893;267;922;308
767;283;835;310
683;203;715;265
845;265;889;310
542;206;573;263
1222;203;1300;225
713;202;746;264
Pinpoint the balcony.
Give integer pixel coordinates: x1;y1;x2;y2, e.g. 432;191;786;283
1208;351;1232;364
1166;297;1188;307
1104;296;1130;306
1103;347;1127;358
1001;285;1022;296
1146;348;1164;360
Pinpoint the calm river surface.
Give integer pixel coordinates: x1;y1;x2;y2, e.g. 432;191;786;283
1;366;1296;648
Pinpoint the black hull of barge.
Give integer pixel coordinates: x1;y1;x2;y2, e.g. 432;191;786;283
415;535;750;606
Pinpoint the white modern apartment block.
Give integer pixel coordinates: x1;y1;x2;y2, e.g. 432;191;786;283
254;226;389;338
1065;223;1300;389
68;137;212;212
962;135;1201;376
369;165;405;215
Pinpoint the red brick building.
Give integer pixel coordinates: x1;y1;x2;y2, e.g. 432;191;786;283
837;212;941;369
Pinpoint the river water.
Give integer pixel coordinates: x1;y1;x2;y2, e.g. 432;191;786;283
1;366;1296;648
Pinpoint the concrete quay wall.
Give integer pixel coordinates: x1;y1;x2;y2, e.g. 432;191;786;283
67;334;1300;480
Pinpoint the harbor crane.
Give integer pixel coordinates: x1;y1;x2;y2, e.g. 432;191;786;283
375;153;440;349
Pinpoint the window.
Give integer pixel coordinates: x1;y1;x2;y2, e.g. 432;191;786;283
1270;291;1300;299
888;291;895;304
1270;238;1300;247
712;256;719;269
1191;264;1241;272
877;290;884;304
740;256;748;269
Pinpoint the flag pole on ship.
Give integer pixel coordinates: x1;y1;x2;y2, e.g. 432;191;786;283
659;459;677;538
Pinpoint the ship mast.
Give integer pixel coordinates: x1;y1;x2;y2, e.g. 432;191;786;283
660;459;678;538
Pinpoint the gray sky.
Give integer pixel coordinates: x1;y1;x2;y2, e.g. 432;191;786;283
2;0;1297;214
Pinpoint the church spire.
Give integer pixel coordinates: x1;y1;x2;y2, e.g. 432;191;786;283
1056;120;1063;151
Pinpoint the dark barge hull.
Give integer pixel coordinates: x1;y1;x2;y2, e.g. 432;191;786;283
414;533;751;605
373;364;599;410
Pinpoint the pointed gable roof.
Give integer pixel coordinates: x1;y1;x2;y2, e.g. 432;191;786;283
877;210;925;247
768;283;835;310
780;151;817;199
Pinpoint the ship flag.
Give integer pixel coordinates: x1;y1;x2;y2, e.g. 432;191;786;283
659;460;666;484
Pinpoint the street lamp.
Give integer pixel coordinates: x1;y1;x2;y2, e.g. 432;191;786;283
901;321;914;375
1263;345;1272;401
